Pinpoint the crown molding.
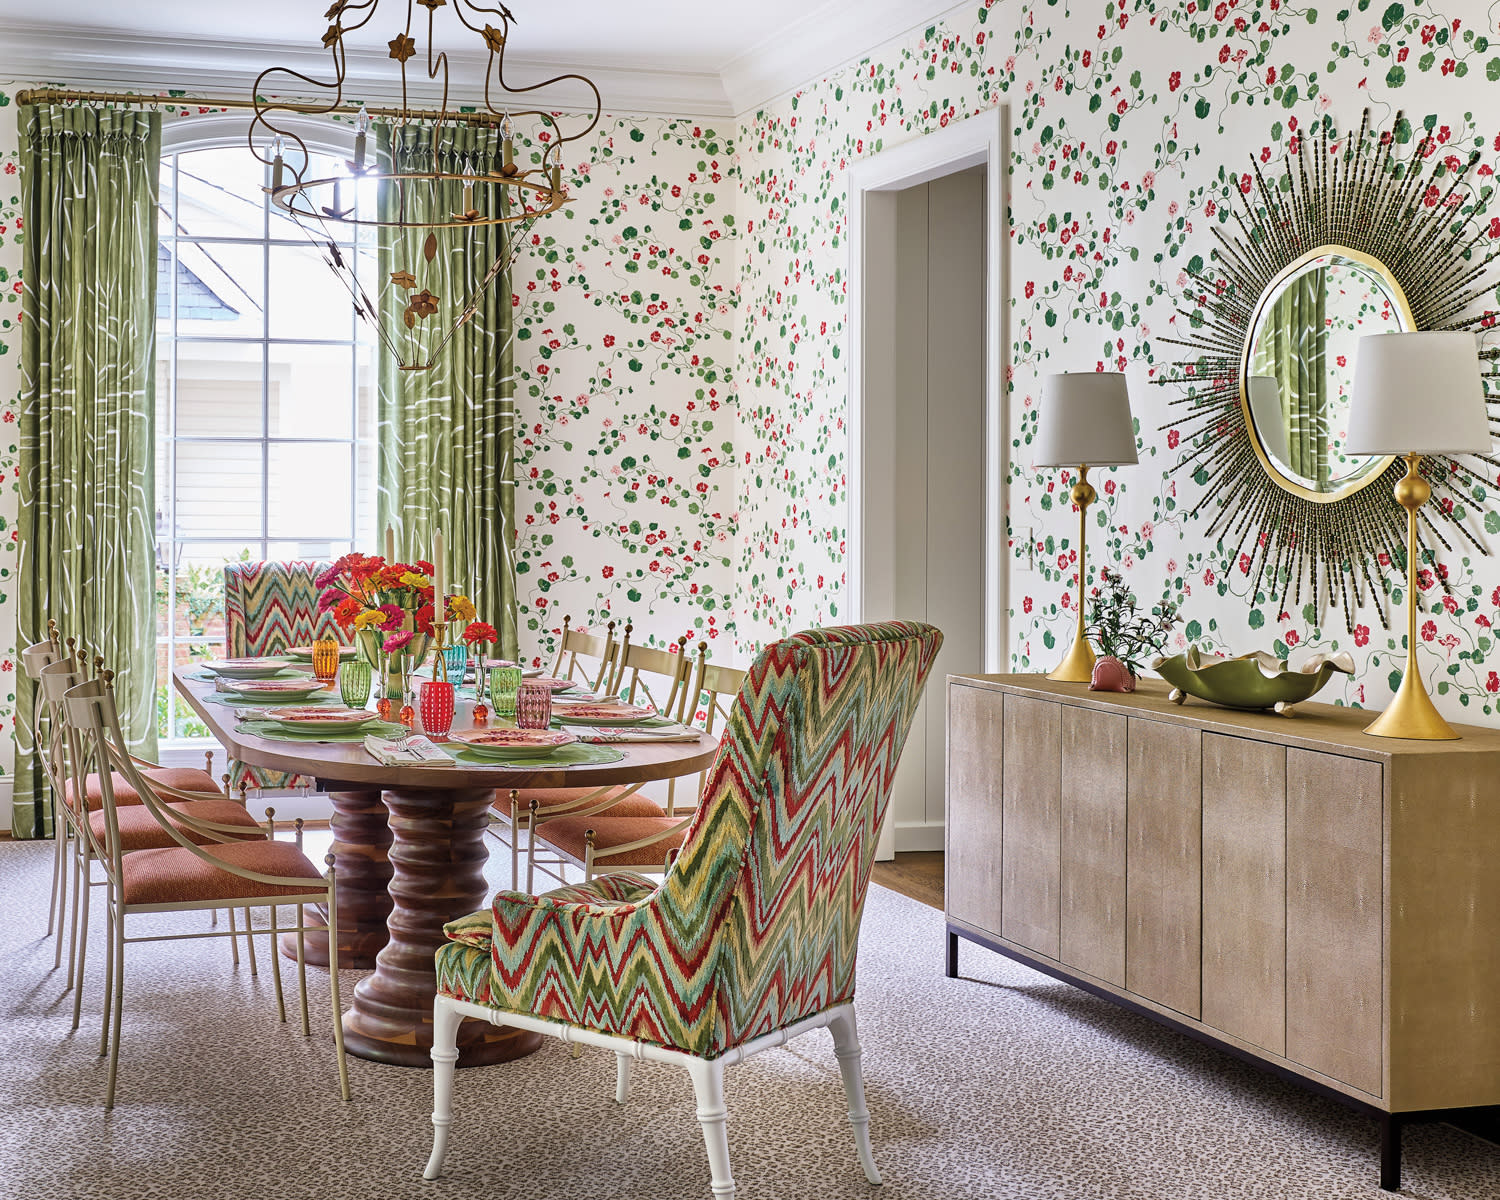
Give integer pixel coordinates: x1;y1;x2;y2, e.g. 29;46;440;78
0;22;734;119
1;1;969;126
720;0;969;116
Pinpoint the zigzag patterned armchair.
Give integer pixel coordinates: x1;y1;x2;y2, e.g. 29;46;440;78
425;620;943;1199
223;560;343;791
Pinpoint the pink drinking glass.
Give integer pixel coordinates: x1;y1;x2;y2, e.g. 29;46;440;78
515;681;553;730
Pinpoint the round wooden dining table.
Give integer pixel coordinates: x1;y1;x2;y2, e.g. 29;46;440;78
173;667;721;1068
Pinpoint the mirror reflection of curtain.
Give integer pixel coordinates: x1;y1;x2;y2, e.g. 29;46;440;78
1253;272;1328;487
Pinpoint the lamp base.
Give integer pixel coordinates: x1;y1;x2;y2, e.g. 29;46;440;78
1364;667;1460;741
1047;634;1096;684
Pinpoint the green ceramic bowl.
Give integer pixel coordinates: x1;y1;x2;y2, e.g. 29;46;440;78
1151;647;1355;712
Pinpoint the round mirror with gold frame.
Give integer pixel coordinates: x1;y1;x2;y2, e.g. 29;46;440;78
1162;110;1500;630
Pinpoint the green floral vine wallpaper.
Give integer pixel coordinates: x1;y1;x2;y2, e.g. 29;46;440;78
6;0;1500;828
733;0;1500;728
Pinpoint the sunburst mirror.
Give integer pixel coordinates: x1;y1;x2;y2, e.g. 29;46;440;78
1160;110;1500;631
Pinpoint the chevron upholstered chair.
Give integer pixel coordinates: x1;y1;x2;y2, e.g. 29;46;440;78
424;620;943;1199
223;560;342;791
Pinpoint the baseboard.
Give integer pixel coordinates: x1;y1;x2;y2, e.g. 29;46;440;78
0;776;13;836
892;820;944;853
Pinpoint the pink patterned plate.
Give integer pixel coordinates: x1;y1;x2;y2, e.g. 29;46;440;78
526;675;579;692
263;707;382;734
203;657;298;680
550;702;657;726
448;728;578;758
226;678;328;697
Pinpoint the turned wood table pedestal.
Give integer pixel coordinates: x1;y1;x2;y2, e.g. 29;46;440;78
174;667;721;1068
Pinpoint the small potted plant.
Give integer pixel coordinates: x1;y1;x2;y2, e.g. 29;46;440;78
1086;567;1179;692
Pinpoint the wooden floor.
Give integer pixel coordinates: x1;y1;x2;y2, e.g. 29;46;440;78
871;850;942;910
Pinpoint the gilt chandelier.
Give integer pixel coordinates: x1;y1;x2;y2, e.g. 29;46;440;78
248;1;602;371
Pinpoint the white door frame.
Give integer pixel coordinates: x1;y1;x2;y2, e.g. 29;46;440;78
846;106;1008;670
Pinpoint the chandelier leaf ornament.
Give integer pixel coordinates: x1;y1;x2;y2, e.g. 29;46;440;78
247;0;602;371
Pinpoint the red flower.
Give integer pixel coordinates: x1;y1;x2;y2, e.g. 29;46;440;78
1421;620;1437;643
1354;624;1370;647
461;621;498;646
1285;630;1299;647
383;630;415;653
1023;596;1033;614
1488;672;1499;694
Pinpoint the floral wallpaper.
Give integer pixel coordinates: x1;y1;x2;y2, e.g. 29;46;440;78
0;88;23;807
733;0;1500;729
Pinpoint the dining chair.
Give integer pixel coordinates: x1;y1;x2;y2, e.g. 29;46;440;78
525;645;743;884
424;620;942;1198
549;615;624;691
61;670;350;1109
486;619;665;889
517;633;697;892
34;633;224;982
223;558;341;793
40;654;264;1035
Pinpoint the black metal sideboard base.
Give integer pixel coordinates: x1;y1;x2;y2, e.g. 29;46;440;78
947;923;1499;1192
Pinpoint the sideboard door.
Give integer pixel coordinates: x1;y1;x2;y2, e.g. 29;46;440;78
1001;694;1062;959
1126;718;1203;1018
946;683;1005;938
1286;748;1383;1096
1060;706;1127;986
1202;733;1287;1055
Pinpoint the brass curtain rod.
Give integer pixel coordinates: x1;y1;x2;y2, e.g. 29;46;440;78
15;87;506;126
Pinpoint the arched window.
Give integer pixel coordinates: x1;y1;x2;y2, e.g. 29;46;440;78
155;130;377;741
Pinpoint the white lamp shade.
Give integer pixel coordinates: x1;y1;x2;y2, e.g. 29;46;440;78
1245;374;1292;469
1034;372;1139;468
1344;331;1491;456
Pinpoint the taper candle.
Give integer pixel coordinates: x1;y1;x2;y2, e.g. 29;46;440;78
385;524;395;562
433;527;445;627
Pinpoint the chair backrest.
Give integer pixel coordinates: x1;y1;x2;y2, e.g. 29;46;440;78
612;632;693;721
655;621;940;1055
550;616;622;692
224;560;342;658
37;656;88;800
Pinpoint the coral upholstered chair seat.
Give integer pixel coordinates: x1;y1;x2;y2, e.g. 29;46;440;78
65;766;221;813
424;620;943;1199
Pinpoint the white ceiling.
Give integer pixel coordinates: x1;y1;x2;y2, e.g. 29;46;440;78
0;0;965;117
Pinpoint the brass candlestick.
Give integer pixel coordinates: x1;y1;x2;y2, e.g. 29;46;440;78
1363;453;1458;740
1048;465;1097;683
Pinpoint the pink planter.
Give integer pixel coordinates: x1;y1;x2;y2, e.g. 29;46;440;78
1088;655;1136;693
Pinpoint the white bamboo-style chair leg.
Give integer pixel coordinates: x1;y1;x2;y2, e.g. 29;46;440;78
615;1052;633;1104
423;998;464;1180
226;906;240;967
688;1058;735;1199
828;1006;882;1185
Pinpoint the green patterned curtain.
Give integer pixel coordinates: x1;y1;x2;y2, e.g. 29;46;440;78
375;124;517;659
14;106;161;838
1254;272;1329;487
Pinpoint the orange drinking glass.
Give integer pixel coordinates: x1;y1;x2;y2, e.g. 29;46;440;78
312;637;341;682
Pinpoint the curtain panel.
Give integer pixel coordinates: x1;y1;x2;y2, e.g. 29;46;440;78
14;106;162;838
375;123;518;660
1254;273;1329;489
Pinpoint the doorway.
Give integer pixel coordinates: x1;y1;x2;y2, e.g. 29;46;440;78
847;109;1007;861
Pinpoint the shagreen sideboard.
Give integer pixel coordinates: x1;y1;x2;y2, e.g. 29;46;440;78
944;673;1500;1191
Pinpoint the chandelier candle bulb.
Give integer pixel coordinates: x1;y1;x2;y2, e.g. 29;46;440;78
353;104;370;171
270;135;285;190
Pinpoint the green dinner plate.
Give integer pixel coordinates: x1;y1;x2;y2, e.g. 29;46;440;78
441;742;625;769
237;718;407;744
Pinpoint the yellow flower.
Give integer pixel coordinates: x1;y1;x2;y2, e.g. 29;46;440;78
352;608;386;630
447;594;476;622
400;571;431;591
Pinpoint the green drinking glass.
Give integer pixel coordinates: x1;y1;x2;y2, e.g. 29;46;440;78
339;659;373;708
490;666;524;718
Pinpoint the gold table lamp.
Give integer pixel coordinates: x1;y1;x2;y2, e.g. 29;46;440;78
1345;332;1492;740
1034;373;1139;682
